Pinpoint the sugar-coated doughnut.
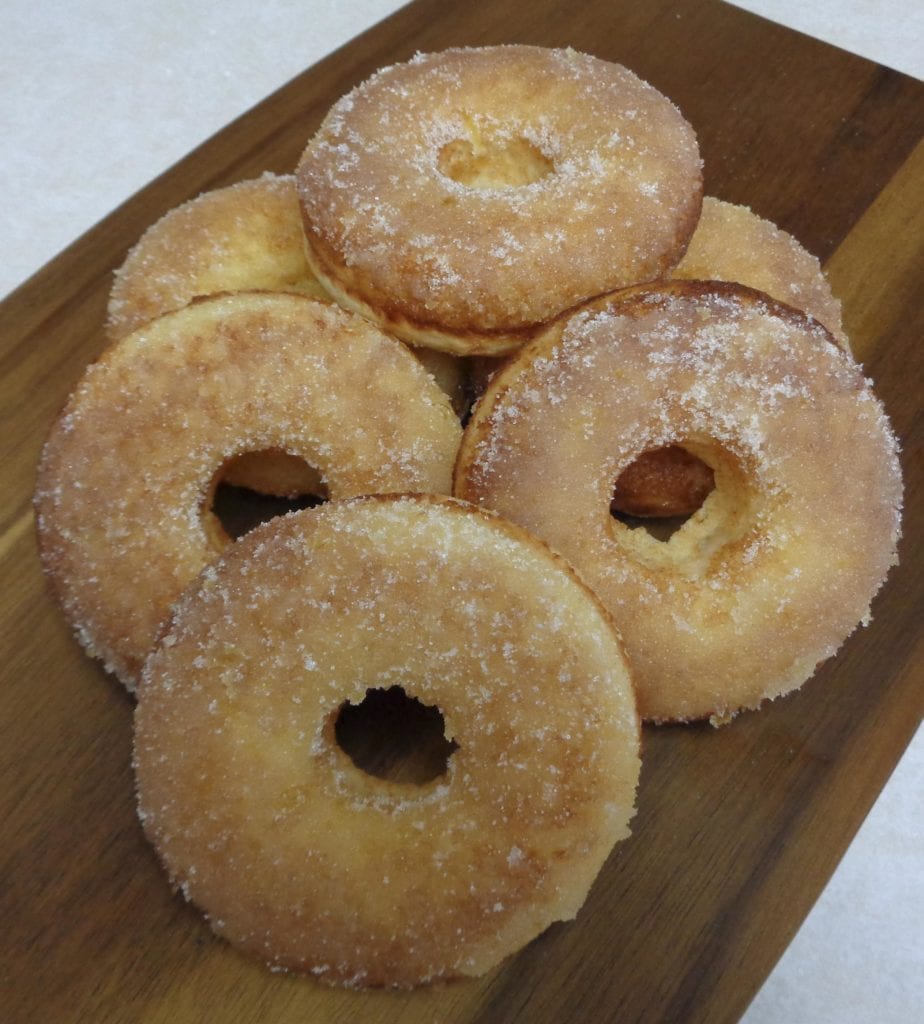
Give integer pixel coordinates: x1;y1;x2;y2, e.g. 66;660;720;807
35;293;461;688
107;173;328;341
134;495;640;987
455;281;902;723
297;45;702;355
671;196;848;349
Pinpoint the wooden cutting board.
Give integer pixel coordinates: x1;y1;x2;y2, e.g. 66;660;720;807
2;1;922;1022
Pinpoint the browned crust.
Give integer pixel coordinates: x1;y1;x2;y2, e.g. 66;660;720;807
548;278;843;338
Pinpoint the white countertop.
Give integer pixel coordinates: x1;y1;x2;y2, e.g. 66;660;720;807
3;2;921;1021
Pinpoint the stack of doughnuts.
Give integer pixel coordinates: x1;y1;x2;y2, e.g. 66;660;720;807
34;44;901;988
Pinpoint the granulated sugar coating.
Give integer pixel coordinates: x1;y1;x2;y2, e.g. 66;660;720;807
297;45;702;355
107;174;329;341
456;281;902;723
34;293;461;689
133;495;640;987
672;196;848;350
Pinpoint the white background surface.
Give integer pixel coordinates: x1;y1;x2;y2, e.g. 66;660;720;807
2;2;921;1022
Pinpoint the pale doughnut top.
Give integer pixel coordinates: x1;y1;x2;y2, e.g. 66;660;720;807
107;173;328;341
135;495;640;986
456;282;902;723
35;293;461;687
298;46;702;348
672;196;847;348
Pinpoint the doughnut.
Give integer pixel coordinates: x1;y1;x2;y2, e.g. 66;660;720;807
297;45;702;355
671;196;848;348
107;173;328;341
35;292;461;688
455;281;902;724
134;495;640;987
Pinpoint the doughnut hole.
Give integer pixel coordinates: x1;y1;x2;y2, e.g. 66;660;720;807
611;445;716;540
203;449;328;548
334;685;459;785
609;440;756;576
437;122;553;190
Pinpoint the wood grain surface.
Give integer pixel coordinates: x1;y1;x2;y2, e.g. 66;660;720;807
2;1;922;1022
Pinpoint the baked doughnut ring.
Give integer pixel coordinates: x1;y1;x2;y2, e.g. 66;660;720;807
134;495;640;987
107;173;328;341
35;293;461;688
297;45;702;355
455;281;902;723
